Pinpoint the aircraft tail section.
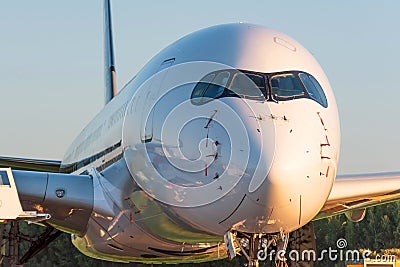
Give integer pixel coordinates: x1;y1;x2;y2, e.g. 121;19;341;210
104;0;117;104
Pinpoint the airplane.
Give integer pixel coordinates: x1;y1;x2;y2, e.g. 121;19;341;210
1;1;400;267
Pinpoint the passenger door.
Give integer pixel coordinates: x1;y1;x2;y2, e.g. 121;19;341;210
141;58;175;142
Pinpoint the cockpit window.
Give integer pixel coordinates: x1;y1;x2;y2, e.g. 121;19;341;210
191;70;265;105
229;72;265;99
190;69;328;108
270;73;305;100
203;71;230;99
192;73;215;96
298;73;328;107
191;72;225;105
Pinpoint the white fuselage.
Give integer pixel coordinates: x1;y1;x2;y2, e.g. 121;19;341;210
60;24;340;263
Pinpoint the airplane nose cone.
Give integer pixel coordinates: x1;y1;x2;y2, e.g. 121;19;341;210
242;103;337;233
244;103;276;194
255;130;321;233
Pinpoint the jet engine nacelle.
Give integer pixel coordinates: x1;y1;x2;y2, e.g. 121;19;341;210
12;170;93;236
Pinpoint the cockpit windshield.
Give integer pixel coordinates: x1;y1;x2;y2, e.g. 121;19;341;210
298;73;328;107
191;70;266;105
191;69;328;108
270;73;305;100
229;72;265;99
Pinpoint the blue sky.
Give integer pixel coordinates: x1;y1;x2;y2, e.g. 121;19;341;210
0;1;399;174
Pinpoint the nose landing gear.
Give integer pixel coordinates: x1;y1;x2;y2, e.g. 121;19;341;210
224;222;315;267
225;230;289;267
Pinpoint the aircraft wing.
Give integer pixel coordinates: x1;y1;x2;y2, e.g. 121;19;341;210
315;172;400;220
0;156;61;173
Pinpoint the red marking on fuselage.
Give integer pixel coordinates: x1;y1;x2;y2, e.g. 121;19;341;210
317;112;327;130
317;112;331;147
